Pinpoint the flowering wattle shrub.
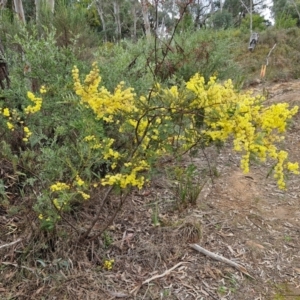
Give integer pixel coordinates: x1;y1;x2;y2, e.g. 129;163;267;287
3;63;296;229
72;64;299;191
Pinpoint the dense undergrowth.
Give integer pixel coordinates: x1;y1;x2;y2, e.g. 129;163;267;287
1;5;300;298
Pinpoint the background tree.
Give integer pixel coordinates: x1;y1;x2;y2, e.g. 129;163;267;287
212;9;233;28
141;0;151;39
113;0;122;39
273;0;300;26
12;0;25;23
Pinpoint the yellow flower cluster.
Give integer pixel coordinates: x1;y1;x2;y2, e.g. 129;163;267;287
103;259;114;270
40;85;47;94
78;190;90;200
53;198;67;210
73;66;299;190
72;63;136;122
23;126;32;142
38;213;60;222
6;121;14;131
75;175;85;186
50;182;70;192
2;107;10;117
24;91;42;114
1;107;34;139
38;214;49;220
1;108;14;131
102;160;149;189
46;175;91;221
2;88;44;138
185;73;299;189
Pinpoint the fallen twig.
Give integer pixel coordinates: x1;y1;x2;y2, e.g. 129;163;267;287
130;261;187;294
142;261;187;285
189;243;255;279
1;261;35;273
107;290;129;298
0;238;22;250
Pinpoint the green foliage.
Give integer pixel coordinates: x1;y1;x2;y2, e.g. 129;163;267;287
212;10;233;29
275;12;298;29
93;39;156;95
223;0;247;19
273;282;300;300
0;7;21;38
240;14;267;33
168;30;242;82
85;29;243;96
102;231;113;248
177;11;194;32
171;164;204;208
0;23;100;229
151;202;160;226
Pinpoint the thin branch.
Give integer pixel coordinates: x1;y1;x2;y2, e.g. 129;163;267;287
1;261;35;273
52;200;80;235
130;262;188;294
239;0;250;13
201;147;214;183
89;192;128;241
189;243;255;279
153;0;192;78
290;0;300;21
265;43;277;66
0;238;22;250
79;186;113;241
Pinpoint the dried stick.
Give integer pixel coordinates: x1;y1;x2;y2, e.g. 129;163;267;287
79;186;113;241
1;262;35;273
265;43;277;66
0;238;22;250
89;193;126;242
130;262;187;294
189;244;254;279
143;262;186;284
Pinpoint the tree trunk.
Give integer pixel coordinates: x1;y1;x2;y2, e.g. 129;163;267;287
210;0;215;14
13;0;26;23
141;0;151;40
35;0;39;20
0;0;8;9
48;0;54;13
95;0;107;42
35;0;55;22
131;0;138;41
290;0;300;23
113;0;122;40
0;39;10;90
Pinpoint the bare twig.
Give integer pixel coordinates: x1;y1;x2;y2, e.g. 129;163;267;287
107;290;129;298
265;43;277;66
189;244;255;279
0;238;22;250
79;186;113;241
89;192;127;241
1;261;35;273
152;0;192;80
143;262;187;285
130;262;188;294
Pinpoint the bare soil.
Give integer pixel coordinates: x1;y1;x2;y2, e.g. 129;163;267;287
1;80;300;299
